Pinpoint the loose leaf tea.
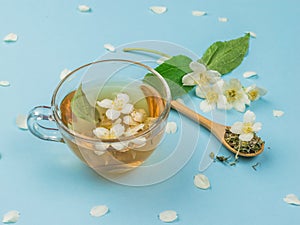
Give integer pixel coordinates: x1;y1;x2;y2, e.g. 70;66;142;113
224;127;264;154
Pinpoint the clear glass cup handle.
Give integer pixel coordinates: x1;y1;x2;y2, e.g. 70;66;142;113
27;106;64;142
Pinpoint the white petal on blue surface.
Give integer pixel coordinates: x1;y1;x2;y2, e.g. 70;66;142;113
194;173;210;189
16;114;28;130
159;210;178;222
283;194;300;206
2;210;20;223
3;33;18;42
90;205;109;217
150;6;167;14
0;81;10;87
78;5;91;12
165;122;177;134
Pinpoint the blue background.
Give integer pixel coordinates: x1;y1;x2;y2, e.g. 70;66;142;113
1;0;300;224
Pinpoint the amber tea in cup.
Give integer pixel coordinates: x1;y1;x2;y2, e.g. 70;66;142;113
27;59;171;175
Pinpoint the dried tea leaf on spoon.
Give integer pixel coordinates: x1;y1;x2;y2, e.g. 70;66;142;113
150;6;167;14
159;210;178;222
194;173;210;189
2;210;20;223
283;194;300;206
90;205;109;217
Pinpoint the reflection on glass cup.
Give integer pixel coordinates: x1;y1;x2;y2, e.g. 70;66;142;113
27;59;171;175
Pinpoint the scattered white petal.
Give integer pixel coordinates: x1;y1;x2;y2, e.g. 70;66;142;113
243;71;257;78
78;5;91;12
150;6;167;14
165;122;177;134
104;43;116;52
159;210;178;223
283;194;300;206
60;68;71;80
247;31;257;38
218;17;228;22
194;173;210;189
192;11;207;16
157;56;170;64
2;210;20;223
3;33;18;42
0;81;10;87
90;205;109;217
273;110;284;117
16;114;28;130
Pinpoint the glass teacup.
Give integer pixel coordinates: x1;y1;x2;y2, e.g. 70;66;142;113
27;59;171;175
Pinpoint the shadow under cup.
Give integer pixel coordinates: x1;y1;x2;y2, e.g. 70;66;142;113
27;59;171;175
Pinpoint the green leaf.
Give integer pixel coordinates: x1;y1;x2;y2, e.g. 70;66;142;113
199;33;250;75
144;55;193;99
71;84;100;123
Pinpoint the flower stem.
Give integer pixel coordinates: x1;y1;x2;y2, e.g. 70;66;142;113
123;47;171;58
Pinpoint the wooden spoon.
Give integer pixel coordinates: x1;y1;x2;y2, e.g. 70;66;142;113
171;100;264;157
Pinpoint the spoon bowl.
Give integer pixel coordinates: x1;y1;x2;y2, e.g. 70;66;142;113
170;100;264;157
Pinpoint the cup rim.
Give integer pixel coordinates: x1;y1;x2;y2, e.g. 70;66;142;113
51;59;172;143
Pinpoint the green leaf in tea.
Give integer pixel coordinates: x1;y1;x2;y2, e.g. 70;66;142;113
71;85;100;123
144;55;194;99
199;33;250;75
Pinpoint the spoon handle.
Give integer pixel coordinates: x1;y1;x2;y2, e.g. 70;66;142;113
170;100;226;140
170;100;213;130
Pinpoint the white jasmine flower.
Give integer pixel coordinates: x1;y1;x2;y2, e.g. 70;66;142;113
230;110;262;141
123;109;146;125
97;93;134;120
124;124;144;137
196;80;228;112
223;79;250;112
245;84;267;101
93;124;126;151
93;124;125;139
182;61;221;86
